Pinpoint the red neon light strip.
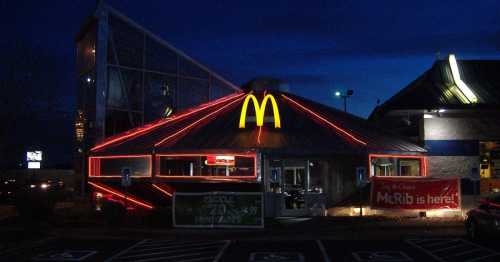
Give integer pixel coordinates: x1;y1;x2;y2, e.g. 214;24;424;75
91;93;244;152
257;126;263;144
281;94;367;146
88;155;152;178
154;95;245;147
88;181;154;209
152;184;173;197
368;154;428;177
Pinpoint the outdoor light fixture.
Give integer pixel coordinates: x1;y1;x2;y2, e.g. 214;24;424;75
333;90;354;112
448;54;477;104
86;77;92;83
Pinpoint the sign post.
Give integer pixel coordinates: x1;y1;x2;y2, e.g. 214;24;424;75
121;167;132;210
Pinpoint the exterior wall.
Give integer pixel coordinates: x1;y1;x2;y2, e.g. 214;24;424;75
427;156;478;178
424;115;500;179
424;116;500;141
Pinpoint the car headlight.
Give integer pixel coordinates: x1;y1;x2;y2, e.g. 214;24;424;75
40;183;49;189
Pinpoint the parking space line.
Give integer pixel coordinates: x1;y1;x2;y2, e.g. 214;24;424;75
405;240;447;262
104;239;148;262
125;242;223;254
406;238;500;262
133;251;215;262
450;248;483;257
177;257;214;262
119;244;222;259
213;240;231;262
432;243;469;253
316;240;331;262
467;253;500;262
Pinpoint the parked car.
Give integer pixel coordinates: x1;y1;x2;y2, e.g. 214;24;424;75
0;178;17;203
465;194;500;240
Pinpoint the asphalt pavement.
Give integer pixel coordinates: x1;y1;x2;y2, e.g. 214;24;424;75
3;236;500;262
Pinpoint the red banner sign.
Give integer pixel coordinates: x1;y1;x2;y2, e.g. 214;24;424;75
206;155;235;166
371;177;460;210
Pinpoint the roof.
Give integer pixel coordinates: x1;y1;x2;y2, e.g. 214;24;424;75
90;91;426;156
371;57;500;118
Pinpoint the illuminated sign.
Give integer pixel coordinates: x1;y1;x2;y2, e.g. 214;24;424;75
239;94;281;128
206;155;235;166
28;162;41;169
27;151;42;161
449;54;477;104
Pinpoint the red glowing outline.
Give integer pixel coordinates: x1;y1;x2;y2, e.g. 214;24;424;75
91;93;244;152
88;181;154;209
88;155;152;178
257;126;263;144
281;94;367;146
368;154;428;177
155;153;257;180
154;95;245;147
152;184;173;197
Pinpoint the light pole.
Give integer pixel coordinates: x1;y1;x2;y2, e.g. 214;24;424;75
334;90;354;112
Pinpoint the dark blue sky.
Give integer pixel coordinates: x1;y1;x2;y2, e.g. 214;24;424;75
4;0;500;117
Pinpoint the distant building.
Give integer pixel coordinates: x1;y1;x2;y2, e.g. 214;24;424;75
370;54;500;193
75;4;240;186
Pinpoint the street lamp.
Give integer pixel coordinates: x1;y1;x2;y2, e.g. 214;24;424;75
334;89;353;112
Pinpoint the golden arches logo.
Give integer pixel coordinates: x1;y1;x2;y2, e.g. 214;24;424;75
239;94;281;128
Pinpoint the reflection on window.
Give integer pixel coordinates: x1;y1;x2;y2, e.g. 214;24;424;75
89;156;151;177
370;156;423;177
158;155;255;177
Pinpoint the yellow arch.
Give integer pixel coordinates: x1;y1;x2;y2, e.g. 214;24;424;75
239;94;281;129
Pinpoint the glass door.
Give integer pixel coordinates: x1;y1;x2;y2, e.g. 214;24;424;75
283;167;306;210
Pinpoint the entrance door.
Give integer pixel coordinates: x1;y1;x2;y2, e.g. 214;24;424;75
282;167;306;214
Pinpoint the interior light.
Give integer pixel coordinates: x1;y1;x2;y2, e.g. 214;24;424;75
448;54;477;103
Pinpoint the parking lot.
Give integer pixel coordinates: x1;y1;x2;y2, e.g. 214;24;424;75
3;236;500;262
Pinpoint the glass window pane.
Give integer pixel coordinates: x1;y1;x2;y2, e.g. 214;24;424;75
158;155;254;177
91;157;150;177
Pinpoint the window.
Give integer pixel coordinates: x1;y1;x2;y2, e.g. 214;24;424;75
370;154;426;177
89;156;151;177
157;154;255;177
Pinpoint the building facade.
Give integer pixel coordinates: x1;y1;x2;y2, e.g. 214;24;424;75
75;4;240;184
87;85;427;223
370;55;500;194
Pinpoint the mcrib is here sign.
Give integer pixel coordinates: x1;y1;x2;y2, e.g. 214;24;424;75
370;176;460;210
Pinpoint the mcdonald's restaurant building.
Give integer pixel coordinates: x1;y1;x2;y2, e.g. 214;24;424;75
87;84;428;226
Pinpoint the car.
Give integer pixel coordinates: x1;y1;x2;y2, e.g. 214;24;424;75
465;194;500;240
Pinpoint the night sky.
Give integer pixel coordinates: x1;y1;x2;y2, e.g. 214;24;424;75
3;0;500;117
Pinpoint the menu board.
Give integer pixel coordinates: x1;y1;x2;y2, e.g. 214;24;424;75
173;192;263;228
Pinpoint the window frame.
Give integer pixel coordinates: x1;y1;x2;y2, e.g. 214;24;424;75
368;154;427;178
155;153;257;180
88;155;152;178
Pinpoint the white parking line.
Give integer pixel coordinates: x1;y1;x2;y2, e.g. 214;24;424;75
125;241;223;254
104;239;148;262
316;240;331;262
106;239;227;262
213;240;231;262
406;238;500;262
